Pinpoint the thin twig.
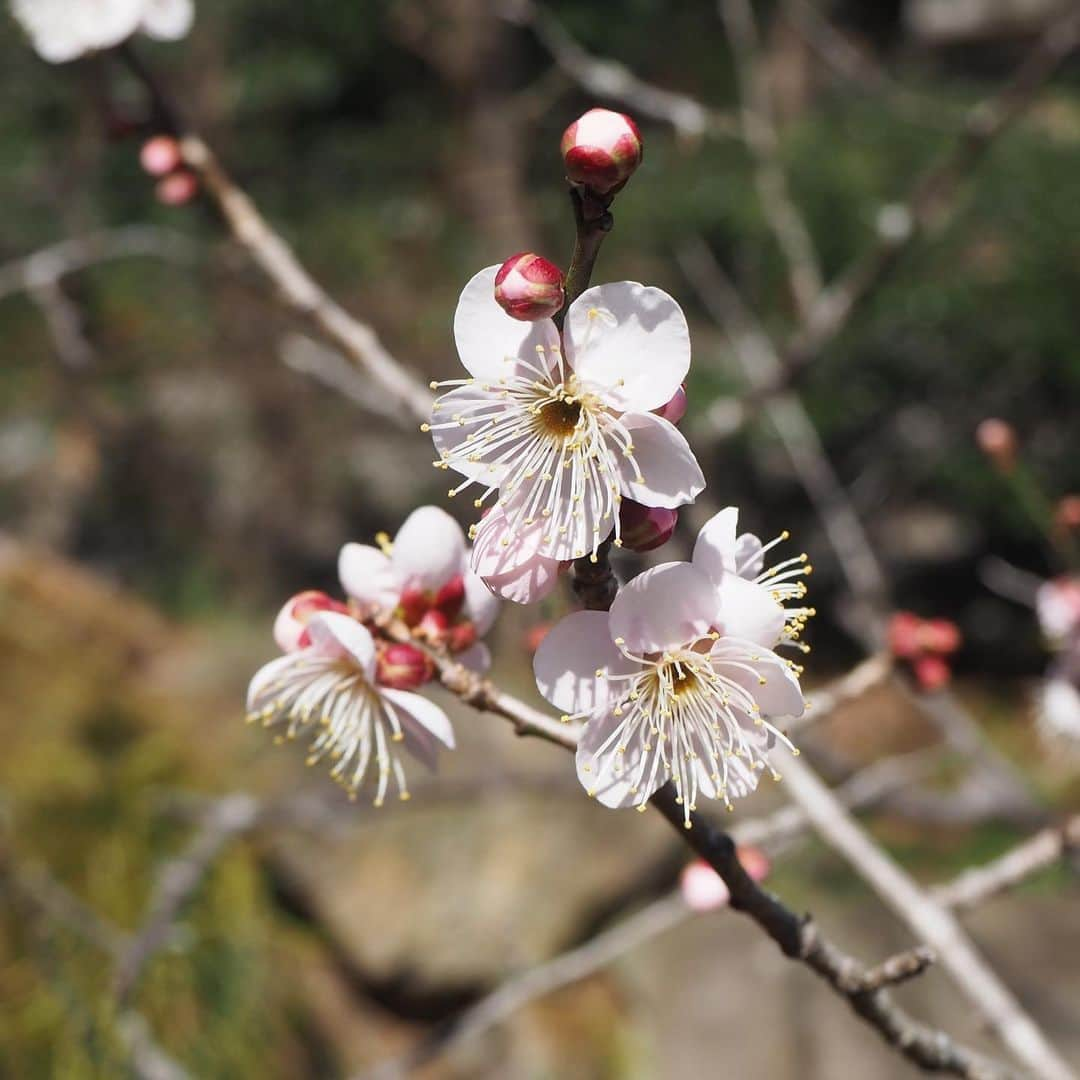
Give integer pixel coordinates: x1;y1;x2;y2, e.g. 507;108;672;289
933;816;1080;913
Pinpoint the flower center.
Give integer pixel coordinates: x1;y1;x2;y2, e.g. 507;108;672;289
537;396;582;439
670;667;700;698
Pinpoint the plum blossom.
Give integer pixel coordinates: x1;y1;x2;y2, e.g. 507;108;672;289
247;612;454;805
338;505;499;671
426;266;705;601
1035;576;1080;749
534;552;806;826
12;0;194;64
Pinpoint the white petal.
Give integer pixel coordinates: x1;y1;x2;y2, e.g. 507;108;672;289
430;382;526;483
471;503;565;605
575;714;662;808
382;688;455;749
692;506;740;584
391;506;466;592
140;0;194;40
454;265;561;382
306;612;376;679
565;282;690;412
712;641;805;719
246;652;299;712
463;571;500;635
338;543;400;609
616;412;705;509
534;610;637;715
734;533;765;580
13;0;144;60
609;562;718;654
718;574;785;649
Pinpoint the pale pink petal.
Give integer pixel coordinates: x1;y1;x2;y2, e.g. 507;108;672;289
575;714;662;808
616;412;705;510
483;553;564;604
381;688;455;749
338;543;400;610
718;574;785;649
692;506;741;584
463;571;500;635
453;265;561;382
140;0;194;40
306;612;377;679
246;653;298;713
534;610;637;715
734;533;765;579
471;503;565;604
565;282;690;412
392;506;467;592
680;861;731;912
609;562;718;654
455;642;492;673
430;383;526;483
712;641;805;718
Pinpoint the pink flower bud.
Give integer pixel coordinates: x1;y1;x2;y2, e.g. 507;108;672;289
155;170;199;206
1055;496;1080;532
447;620;477;654
913;654;951;692
494;253;565;321
560;108;643;195
398;588;430;628
653;384;687;426
273;590;348;652
920;618;961;656
140;135;182;177
680;846;769;913
523;621;553;655
887;611;923;660
376;642;434;690
618;501;678;553
433;575;466;621
416;608;450;644
975;418;1017;472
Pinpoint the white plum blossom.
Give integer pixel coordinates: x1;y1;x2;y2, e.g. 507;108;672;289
426;266;705;602
534;554;806;826
247;612;454;805
12;0;194;64
337;505;499;670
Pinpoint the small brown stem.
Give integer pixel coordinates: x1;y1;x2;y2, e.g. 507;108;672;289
554;186;613;329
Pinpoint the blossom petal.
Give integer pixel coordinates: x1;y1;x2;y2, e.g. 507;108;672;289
391;506;466;592
734;533;765;580
575;713;663;808
382;688;455;750
453;265;561;382
338;544;400;610
718;574;785;649
246;652;298;713
463;571;500;635
471;503;565;604
534;611;637;715
565;282;690;412
712;640;805;719
140;0;194;40
692;506;740;584
430;383;526;483
609;562;718;654
306;612;377;679
616;412;705;510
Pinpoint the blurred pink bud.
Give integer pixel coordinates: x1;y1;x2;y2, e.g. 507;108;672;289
273;590;349;652
155;170;199;206
416;607;450;644
975;418;1017;472
433;574;466;621
680;846;770;913
140;135;182;177
913;654;951;691
887;611;923;660
560;108;643;195
653;384;687;426
398;587;429;628
618;501;678;553
920;618;961;655
447;620;477;654
1036;577;1080;643
376;642;434;690
523;621;553;655
494;253;565;321
1055;496;1080;532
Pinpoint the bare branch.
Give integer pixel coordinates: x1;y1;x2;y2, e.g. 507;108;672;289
718;0;823;320
934;816;1080;913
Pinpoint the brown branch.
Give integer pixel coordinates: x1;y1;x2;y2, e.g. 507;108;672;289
933;816;1080;914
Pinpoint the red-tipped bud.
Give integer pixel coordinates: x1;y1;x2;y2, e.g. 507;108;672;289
618;501;678;553
560;108;643;195
376;642;434;690
140;135;182;177
913;654;951;692
920;618;961;655
680;846;769;913
887;611;923;660
398;588;430;628
494;253;565;321
273;590;349;653
975;418;1017;472
433;575;466;621
155;170;199;206
523;622;553;655
653;384;687;426
447;621;478;654
416;607;450;644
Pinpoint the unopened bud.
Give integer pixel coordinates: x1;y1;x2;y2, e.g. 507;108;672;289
447;621;477;654
494;253;565;321
1055;496;1080;532
653;384;687;426
680;846;769;913
887;611;923;661
140;135;182;177
376;642;434;690
560;108;643;195
274;590;348;653
416;607;450;644
913;654;951;692
398;588;430;628
975;418;1017;472
523;621;552;655
618;501;678;553
919;618;961;656
433;574;466;621
155;170;199;206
